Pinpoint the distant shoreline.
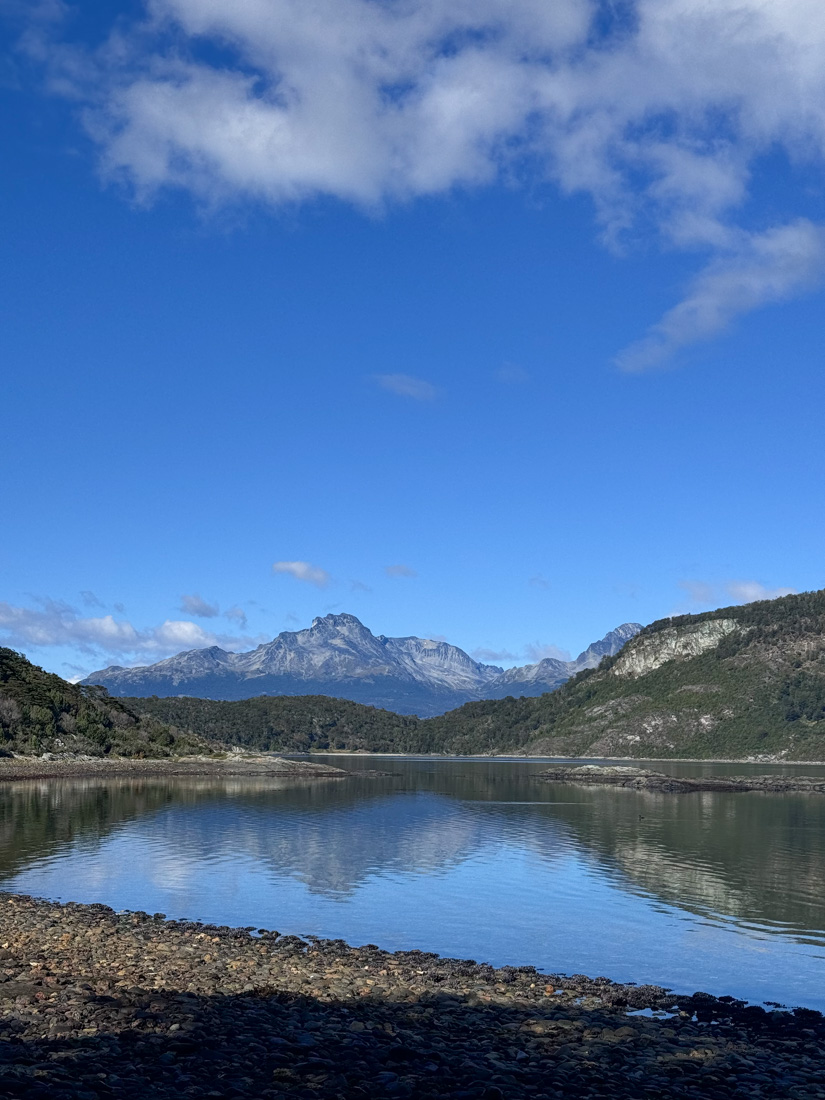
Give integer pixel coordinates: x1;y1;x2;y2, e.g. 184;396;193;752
2;751;825;780
298;749;825;766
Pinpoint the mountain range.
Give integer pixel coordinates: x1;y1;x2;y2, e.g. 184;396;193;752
7;590;825;760
124;588;825;760
82;613;641;716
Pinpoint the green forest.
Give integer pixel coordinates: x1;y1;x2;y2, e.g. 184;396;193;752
125;693;422;753
0;648;212;757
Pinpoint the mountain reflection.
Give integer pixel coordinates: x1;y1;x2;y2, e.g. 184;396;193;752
1;760;825;945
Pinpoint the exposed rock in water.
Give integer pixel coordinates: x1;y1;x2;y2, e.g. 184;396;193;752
537;764;825;793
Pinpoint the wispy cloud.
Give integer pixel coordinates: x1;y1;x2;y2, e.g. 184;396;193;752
617;222;825;371
529;575;551;590
272;560;331;588
725;581;796;604
678;580;716;607
524;641;572;663
0;597;264;664
471;646;519;662
495;363;530;384
179;593;220;618
15;0;825;362
80;589;105;609
678;578;797;610
374;374;437;401
224;605;248;630
385;564;418;579
471;640;571;665
350;580;372;593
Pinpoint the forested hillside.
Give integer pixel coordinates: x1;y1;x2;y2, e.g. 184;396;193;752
127;693;422;753
130;590;825;761
0;649;213;757
424;589;825;760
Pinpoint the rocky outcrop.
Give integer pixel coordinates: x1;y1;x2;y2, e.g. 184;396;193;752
610;619;740;678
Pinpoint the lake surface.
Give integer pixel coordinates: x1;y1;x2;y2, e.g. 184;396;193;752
2;755;825;1011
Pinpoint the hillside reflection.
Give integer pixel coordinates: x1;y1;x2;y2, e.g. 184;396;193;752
1;760;825;945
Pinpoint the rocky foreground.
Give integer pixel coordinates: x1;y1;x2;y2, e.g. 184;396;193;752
538;765;825;794
0;895;823;1099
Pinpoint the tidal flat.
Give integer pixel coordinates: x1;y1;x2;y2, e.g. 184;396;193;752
1;892;824;1100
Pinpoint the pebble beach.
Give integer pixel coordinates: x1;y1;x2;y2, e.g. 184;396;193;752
0;893;823;1099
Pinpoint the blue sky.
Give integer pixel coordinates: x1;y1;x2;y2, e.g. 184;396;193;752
2;0;824;680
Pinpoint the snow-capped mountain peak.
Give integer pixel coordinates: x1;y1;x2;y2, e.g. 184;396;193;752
81;613;641;717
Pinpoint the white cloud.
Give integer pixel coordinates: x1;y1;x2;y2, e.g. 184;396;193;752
725;581;797;605
272;560;331;587
179;592;220;617
16;0;825;361
385;564;418;579
679;578;797;609
152;619;218;649
0;597;263;663
374;374;437;401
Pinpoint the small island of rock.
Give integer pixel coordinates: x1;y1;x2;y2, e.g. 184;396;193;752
537;764;825;793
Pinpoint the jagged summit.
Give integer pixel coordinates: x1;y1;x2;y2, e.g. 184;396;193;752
82;613;641;717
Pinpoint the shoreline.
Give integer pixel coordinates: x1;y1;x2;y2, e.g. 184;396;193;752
0;893;822;1099
0;754;353;783
3;752;825;779
301;749;825;766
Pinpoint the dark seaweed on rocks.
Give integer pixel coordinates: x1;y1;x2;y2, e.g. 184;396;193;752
0;893;823;1099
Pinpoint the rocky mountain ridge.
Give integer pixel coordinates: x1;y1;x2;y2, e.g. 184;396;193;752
82;613;642;717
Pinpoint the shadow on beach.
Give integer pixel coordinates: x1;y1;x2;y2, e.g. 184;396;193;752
1;940;824;1100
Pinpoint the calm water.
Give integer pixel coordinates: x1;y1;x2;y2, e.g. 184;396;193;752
2;756;825;1011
